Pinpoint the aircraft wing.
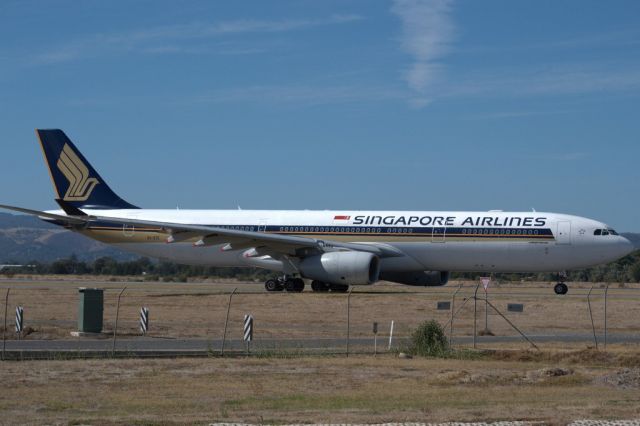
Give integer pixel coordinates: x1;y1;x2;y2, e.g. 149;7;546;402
0;204;403;259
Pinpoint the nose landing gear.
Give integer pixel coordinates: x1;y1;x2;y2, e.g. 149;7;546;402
554;282;568;295
554;272;569;295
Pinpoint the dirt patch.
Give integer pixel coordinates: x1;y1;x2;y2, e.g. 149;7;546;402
599;368;640;389
487;348;618;365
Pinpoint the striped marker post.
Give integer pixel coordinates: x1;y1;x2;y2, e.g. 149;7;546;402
139;307;149;335
15;306;23;338
243;314;253;355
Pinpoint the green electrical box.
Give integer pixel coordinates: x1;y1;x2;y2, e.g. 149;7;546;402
78;288;104;333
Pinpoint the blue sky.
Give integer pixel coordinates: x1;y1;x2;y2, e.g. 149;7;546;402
1;0;639;230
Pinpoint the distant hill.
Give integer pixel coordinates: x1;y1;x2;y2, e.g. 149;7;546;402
622;233;640;249
0;213;137;263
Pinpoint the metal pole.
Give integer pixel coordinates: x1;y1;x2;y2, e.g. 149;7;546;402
374;334;377;356
2;288;9;361
443;297;471;330
220;287;237;356
587;285;599;350
346;287;353;357
485;289;489;332
388;320;394;350
604;284;609;350
111;287;127;358
449;284;463;347
485;298;539;351
473;283;479;349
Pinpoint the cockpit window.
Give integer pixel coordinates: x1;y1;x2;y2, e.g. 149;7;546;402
594;228;619;236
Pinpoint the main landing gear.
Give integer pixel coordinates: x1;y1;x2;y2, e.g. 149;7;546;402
554;272;569;295
264;277;350;293
264;276;304;292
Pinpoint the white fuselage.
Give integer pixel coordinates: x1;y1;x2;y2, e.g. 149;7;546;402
48;209;634;276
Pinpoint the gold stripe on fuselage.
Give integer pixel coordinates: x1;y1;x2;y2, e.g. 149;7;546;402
79;227;554;245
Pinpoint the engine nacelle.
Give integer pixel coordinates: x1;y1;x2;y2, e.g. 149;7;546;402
299;251;380;285
380;271;450;286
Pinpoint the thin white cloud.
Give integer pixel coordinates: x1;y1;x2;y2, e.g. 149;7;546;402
188;84;407;106
470;110;573;120
391;0;455;107
525;152;591;162
62;84;408;108
31;14;364;64
441;64;640;99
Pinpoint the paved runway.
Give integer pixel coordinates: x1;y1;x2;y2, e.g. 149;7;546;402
3;333;638;357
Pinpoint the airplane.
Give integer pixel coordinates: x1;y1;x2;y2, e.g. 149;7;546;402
0;129;634;295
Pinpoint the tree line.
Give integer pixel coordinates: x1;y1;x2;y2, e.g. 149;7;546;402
3;250;640;283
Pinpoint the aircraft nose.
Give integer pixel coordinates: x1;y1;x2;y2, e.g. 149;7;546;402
618;236;635;257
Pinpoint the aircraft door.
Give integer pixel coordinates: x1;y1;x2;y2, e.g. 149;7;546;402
432;227;446;243
556;221;572;245
122;214;138;237
258;220;267;233
122;224;135;237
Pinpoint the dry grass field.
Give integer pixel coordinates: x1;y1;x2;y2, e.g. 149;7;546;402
1;277;639;352
1;278;640;424
1;351;640;424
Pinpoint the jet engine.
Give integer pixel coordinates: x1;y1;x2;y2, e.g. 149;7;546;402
379;270;450;286
298;251;380;285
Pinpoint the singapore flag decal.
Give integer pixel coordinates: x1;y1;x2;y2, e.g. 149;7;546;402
334;215;351;221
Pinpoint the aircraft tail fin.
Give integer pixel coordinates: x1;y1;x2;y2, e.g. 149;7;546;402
36;129;138;210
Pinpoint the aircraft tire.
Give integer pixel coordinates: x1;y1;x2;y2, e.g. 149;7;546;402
265;279;282;292
293;278;305;292
284;279;296;292
329;283;349;293
554;282;568;295
311;280;329;292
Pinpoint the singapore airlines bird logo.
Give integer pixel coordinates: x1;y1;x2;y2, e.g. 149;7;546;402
57;144;99;201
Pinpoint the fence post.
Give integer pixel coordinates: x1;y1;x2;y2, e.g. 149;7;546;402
346;287;353;357
604;284;609;350
220;287;237;356
473;283;479;349
587;285;599;350
449;284;463;347
2;288;9;361
111;287;127;358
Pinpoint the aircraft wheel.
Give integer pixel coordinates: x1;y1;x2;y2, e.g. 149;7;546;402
554;282;568;295
311;280;329;292
265;279;282;292
330;283;349;293
293;278;305;292
284;278;296;292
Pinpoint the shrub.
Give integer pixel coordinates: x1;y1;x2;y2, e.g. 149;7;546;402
631;262;640;282
407;319;449;357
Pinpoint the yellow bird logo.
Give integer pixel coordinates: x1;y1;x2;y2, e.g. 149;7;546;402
57;144;99;201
